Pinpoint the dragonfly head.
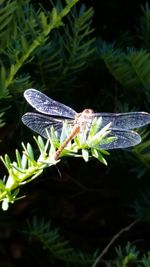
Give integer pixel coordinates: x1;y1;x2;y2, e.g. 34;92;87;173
81;109;94;115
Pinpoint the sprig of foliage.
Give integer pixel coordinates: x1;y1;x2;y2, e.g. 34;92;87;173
58;4;95;83
114;242;139;267
137;2;150;49
107;242;150;267
23;220;150;267
97;3;150;99
33;4;95;90
22;216;97;266
0;0;79;98
99;42;150;91
0;119;112;210
0;0;17;48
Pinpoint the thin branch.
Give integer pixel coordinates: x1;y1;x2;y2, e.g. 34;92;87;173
91;219;139;267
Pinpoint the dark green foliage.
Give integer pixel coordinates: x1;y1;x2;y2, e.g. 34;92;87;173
98;3;150;102
100;44;150;91
137;2;150;49
107;242;150;267
108;243;139;267
23;219;150;267
96;2;150;181
33;5;95;91
0;0;94;98
23;217;97;266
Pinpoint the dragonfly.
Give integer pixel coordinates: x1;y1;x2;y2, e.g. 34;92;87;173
22;88;150;160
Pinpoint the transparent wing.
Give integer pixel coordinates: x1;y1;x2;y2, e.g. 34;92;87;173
22;113;142;150
24;88;77;118
99;129;141;149
22;112;73;139
93;112;150;130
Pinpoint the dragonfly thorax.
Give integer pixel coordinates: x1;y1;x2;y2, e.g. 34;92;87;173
74;109;94;129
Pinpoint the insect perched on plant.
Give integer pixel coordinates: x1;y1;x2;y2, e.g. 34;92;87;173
22;89;150;160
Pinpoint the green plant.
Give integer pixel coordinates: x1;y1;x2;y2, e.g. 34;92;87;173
0;0;80;98
99;43;150;91
22;216;97;266
106;242;150;267
33;4;95;90
0;0;98;211
97;3;150;99
0;118;112;210
0;0;95;99
95;2;150;177
22;219;150;267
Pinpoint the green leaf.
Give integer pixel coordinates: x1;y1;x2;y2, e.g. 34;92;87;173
87;123;112;147
2;198;9;211
15;149;22;169
82;149;89;162
0;64;6;83
0;179;6;191
27;143;34;160
91;148;108;165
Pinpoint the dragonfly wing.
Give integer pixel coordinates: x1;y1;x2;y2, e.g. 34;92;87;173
24;88;77;118
22;112;72;139
93;112;150;130
99;129;141;149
